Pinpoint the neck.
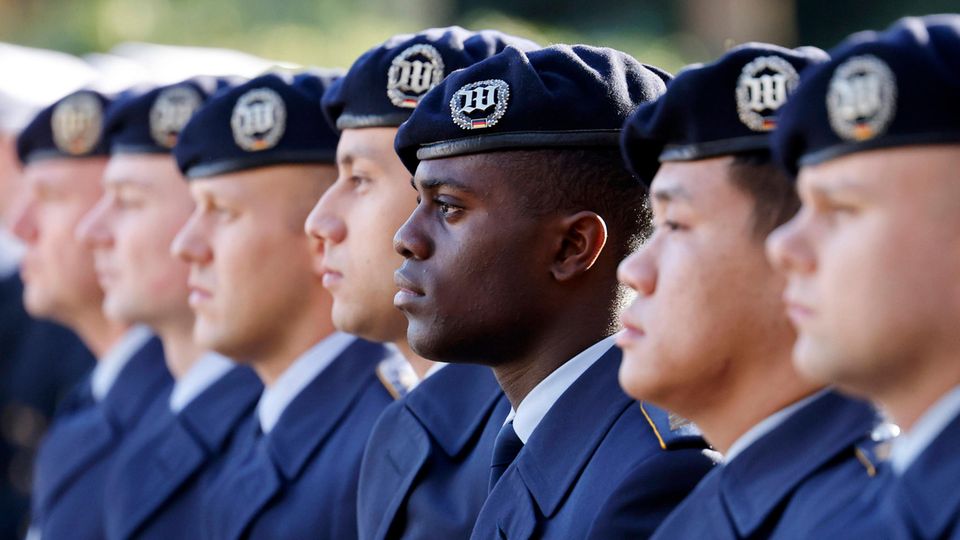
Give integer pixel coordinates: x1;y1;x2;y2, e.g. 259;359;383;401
252;311;337;387
683;350;822;454
155;318;205;380
395;339;435;379
871;350;960;432
492;314;615;410
67;305;130;358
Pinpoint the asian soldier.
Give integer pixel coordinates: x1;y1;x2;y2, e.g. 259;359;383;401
613;43;885;540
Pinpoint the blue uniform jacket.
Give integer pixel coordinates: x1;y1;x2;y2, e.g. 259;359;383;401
358;363;510;540
0;272;93;538
202;338;393;540
30;337;171;540
880;409;960;539
104;365;263;540
470;346;714;539
649;391;882;540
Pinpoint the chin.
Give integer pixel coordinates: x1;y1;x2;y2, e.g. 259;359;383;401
407;323;479;364
791;337;839;385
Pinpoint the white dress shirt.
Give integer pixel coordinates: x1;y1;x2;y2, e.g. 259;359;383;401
256;332;354;434
0;228;24;278
505;335;616;444
890;385;960;475
90;325;154;402
168;352;236;413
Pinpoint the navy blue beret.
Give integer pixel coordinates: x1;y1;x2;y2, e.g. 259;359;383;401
621;43;829;185
394;44;672;175
772;14;960;176
104;77;238;155
321;26;539;130
173;70;342;179
17;89;113;164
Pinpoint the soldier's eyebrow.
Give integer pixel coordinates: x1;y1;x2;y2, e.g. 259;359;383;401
651;185;692;204
415;177;476;194
801;175;873;201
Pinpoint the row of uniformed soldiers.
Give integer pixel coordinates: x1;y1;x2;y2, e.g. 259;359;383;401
2;13;958;540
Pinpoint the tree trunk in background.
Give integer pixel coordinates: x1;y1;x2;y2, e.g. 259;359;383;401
683;0;796;53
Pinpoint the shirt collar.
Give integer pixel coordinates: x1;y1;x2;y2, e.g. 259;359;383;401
0;228;24;278
256;332;354;434
506;335;616;444
724;388;829;464
90;325;155;401
890;384;960;475
168;352;237;413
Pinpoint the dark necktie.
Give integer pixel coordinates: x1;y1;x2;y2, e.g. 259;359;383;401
489;420;524;492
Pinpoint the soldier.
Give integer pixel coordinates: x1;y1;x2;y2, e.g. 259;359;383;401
306;27;539;540
0;45;96;539
73;78;264;539
393;44;714;538
170;71;394;539
612;43;886;539
767;15;960;539
11;89;171;540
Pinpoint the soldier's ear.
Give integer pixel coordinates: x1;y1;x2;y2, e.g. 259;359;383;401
548;211;607;283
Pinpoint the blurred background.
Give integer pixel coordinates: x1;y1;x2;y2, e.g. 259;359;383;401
1;0;957;74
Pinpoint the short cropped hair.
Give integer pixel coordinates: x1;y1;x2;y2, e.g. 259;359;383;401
496;147;651;263
728;151;800;239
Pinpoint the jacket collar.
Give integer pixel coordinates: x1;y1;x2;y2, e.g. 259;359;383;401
514;346;633;517
178;366;263;452
100;337;172;429
109;366;262;538
265;338;390;480
893;410;960;539
405;363;505;457
720;391;879;537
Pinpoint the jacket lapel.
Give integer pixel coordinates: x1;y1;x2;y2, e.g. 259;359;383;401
513;347;633;519
719;391;879;537
219;339;389;540
266;339;389;481
36;339;169;515
369;364;505;539
365;408;432;540
893;410;960;539
111;367;262;538
34;404;116;514
216;433;284;540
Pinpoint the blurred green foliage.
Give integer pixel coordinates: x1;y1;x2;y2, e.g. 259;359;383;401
0;0;954;74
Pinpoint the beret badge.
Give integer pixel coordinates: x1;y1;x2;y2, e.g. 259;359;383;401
387;44;445;108
450;79;510;130
231;87;287;152
51;93;103;156
827;55;897;142
150;86;204;149
735;55;799;132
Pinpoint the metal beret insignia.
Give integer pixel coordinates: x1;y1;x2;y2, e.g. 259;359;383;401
827;55;897;142
231;87;287;152
150;86;204;149
387;44;445;109
736;55;800;132
51;93;103;156
450;79;510;130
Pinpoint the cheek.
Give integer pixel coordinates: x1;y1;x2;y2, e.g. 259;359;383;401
818;219;908;332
